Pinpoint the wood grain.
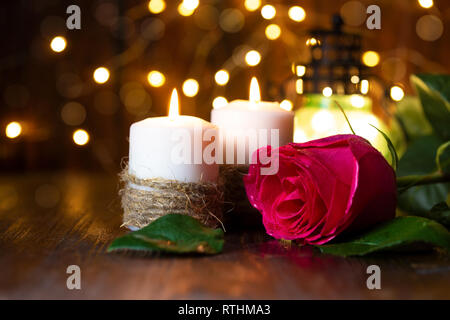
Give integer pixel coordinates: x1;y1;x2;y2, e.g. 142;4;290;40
0;173;449;299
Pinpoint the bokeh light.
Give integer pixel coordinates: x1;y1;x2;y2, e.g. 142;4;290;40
362;51;380;67
178;2;195;16
5;121;22;139
182;0;199;11
93;67;110;84
212;96;228;109
182;79;199;97
350;75;360;84
350;94;365;108
194;5;219;30
280;100;293;111
322;86;333;97
244;0;261;12
215;70;230;85
311;110;336;133
296;79;303;94
120;82;151;116
147;70;165;87
306;37;320;46
416;15;443;41
245;50;261;66
418;0;433;9
50;36;66;53
390;85;405;101
261;5;276;20
148;0;166;14
340;1;366;27
265;24;281;40
219;9;245;33
73;129;90;146
61;102;86;126
360;79;369;94
288;6;306;22
296;65;306;77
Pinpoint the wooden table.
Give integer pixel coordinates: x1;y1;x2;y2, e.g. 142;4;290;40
0;172;449;299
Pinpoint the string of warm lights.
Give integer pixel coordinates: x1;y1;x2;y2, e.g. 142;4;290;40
4;0;442;146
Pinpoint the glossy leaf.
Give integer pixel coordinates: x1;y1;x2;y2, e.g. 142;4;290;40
108;214;224;255
397;135;449;214
410;74;450;140
370;124;398;171
318;216;450;257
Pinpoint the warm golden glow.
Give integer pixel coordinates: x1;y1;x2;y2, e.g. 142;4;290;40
215;70;230;85
212;96;228;109
351;75;360;84
322;86;333;97
296;65;306;77
418;0;433;8
261;5;276;20
350;94;365;108
178;2;195;16
93;67;110;84
311;110;335;133
168;89;180;120
50;36;67;53
148;0;166;14
288;6;306;22
5;121;22;139
182;79;199;97
306;37;320;46
244;0;261;12
245;50;261;66
280;100;293;111
296;79;303;94
362;51;380;67
249;77;261;103
390;85;405;101
147;70;165;87
73;129;89;146
182;0;199;10
360;79;369;94
265;24;281;40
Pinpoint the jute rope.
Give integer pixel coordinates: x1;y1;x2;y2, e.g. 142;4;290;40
119;169;224;230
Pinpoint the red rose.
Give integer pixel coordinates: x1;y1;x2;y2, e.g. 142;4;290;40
244;135;397;245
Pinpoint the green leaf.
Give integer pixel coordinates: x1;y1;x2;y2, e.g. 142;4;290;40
397;135;449;214
107;214;224;255
436;141;450;174
428;202;450;228
369;124;398;171
410;74;450;140
318;216;450;257
334;100;356;135
394;96;433;140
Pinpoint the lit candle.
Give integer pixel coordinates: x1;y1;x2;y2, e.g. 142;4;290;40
210;77;294;164
129;89;218;183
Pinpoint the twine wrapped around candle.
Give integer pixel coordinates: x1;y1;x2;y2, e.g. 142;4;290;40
119;168;224;230
219;165;262;229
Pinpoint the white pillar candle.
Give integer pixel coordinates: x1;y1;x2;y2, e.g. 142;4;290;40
210;78;294;164
129;89;218;183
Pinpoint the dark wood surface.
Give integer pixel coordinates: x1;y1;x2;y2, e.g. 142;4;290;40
0;172;449;299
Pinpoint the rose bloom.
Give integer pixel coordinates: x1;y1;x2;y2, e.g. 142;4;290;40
244;135;397;245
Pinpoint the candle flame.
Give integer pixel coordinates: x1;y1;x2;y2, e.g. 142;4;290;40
168;88;179;120
249;77;261;104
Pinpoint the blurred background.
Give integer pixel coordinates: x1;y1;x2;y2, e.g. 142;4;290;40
1;0;450;175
